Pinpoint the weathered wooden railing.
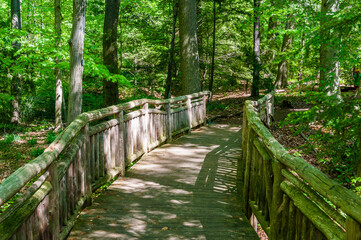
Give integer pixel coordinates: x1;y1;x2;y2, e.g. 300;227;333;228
241;92;361;240
0;91;210;240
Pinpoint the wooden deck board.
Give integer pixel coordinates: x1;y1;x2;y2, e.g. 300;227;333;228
68;124;259;239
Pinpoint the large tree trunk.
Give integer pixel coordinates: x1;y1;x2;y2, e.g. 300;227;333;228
11;0;21;123
208;0;216;96
54;0;63;131
165;1;178;99
179;0;201;95
251;0;261;97
320;0;342;102
67;0;87;125
275;16;294;88
103;0;120;106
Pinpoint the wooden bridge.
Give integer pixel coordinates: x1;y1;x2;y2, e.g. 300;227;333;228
0;91;361;239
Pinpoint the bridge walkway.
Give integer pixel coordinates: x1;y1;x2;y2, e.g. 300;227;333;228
68;124;259;239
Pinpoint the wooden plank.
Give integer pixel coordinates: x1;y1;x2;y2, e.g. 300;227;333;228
95;133;100;179
243;128;254;218
83;123;92;206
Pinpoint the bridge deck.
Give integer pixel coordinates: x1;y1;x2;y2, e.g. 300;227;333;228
68;124;259;239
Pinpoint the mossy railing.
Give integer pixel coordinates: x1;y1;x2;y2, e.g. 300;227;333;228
0;91;210;240
241;92;361;240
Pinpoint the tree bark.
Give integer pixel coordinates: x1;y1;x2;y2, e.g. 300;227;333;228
11;0;21;123
208;0;216;96
55;0;63;130
165;1;178;99
320;0;342;102
103;0;120;106
251;0;261;97
67;0;87;125
179;0;201;95
275;16;294;88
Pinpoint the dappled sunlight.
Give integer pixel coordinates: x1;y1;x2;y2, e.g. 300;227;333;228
69;124;258;239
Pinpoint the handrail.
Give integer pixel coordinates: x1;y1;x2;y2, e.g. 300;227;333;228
0;91;210;239
241;92;361;239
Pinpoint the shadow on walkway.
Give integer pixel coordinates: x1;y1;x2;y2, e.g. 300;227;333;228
68;125;258;239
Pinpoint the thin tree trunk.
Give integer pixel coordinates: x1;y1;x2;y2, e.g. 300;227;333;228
165;1;178;99
54;0;63;131
67;0;87;125
103;0;120;106
209;0;216;96
275;16;294;88
179;0;201;95
251;0;261;97
320;0;342;102
11;0;21;124
298;32;305;83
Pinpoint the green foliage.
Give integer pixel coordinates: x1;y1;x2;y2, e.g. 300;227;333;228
46;131;56;144
31;147;45;158
27;137;37;146
282;93;361;186
4;134;21;144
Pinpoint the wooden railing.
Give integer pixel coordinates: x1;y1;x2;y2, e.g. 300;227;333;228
241;93;361;240
0;91;210;240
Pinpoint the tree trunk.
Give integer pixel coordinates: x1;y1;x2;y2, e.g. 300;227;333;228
275;16;294;88
165;1;178;99
67;0;87;125
320;0;342;102
179;0;201;95
54;0;63;131
208;0;216;96
103;0;120;106
251;0;261;98
11;0;21;124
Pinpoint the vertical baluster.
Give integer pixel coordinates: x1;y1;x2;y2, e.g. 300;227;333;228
60;176;67;227
126;119;132;164
90;134;95;182
25;213;33;240
110;126;116;169
346;216;361;240
73;151;79;203
48;162;60;239
83;123;92;206
117;111;125;175
287;201;296;240
16;224;26;240
96;133;100;179
32;212;39;239
142;103;149;153
270;159;286;239
166;102;172;141
281;194;290;240
243;127;254;218
36;195;49;239
300;214;308;240
66;163;74;216
186;97;192;132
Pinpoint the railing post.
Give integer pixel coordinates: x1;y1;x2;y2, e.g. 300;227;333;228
186;96;192;133
346;216;361;240
166;102;172;142
48;162;60;240
83;123;92;206
270;159;286;239
117;110;125;176
202;95;207;125
142;103;149;154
